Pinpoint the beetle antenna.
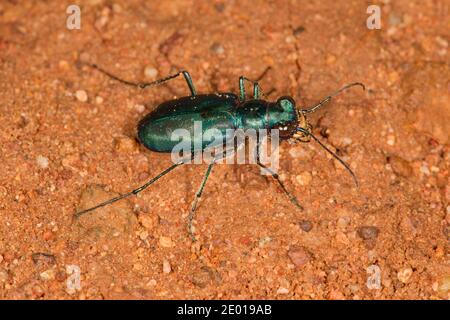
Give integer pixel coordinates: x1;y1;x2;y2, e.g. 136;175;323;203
301;82;365;114
297;128;359;187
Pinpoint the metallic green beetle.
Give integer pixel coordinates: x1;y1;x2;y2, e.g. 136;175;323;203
75;64;364;241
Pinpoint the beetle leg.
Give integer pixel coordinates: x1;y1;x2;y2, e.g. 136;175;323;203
239;76;262;101
188;162;214;242
187;148;235;241
180;71;197;96
73;161;185;219
253;82;261;99
88;63;197;95
256;143;304;210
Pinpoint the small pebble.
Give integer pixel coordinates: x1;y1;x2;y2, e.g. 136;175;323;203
147;279;157;286
191;266;217;288
287;246;311;267
36;155;49;169
277;287;289;294
32;253;56;267
357;226;379;240
295;172;312;186
389;155;413;177
40;269;56;281
293;26;305;35
341;137;353;146
144;66;158;79
285;35;295;44
159;236;173;248
95;96;104;104
42;230;54;241
210;43;224;54
326;54;336;65
420;164;430;175
162;259;171;274
389;12;402;26
397;268;413;283
133;263;143;271
386;134;395;146
114;136;139;154
79;52;90;63
329;290;345;300
139;230;149;241
137;213;158;230
435;245;445;258
435;275;450;297
75;90;88;102
258;236;272;247
298;220;313;232
134;104;145;113
337;216;351;229
0;271;8;282
58;60;69;71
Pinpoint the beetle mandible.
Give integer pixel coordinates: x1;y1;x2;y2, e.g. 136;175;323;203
74;64;365;241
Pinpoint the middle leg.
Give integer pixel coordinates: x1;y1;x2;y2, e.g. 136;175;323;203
187;148;235;241
239;76;261;101
188;162;214;241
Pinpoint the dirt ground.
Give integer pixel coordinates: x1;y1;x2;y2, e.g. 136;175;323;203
0;0;449;300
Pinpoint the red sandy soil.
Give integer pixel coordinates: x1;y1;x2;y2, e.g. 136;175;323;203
0;0;449;299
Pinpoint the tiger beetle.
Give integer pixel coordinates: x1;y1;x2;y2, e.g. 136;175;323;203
74;63;365;241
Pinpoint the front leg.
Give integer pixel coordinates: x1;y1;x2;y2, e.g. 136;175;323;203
256;142;303;210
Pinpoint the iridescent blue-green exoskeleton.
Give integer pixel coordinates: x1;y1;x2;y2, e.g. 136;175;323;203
74;64;365;241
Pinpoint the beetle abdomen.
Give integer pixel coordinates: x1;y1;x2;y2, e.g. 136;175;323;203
138;94;239;152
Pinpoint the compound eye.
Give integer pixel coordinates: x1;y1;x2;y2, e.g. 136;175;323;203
277;96;295;111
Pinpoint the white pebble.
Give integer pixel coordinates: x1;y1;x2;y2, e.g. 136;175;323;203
296;172;312;186
134;104;145;113
386;134;395;146
144;66;158;79
285;35;295;43
430;166;439;173
159;236;174;248
40;269;56;281
277;287;289;294
162;259;171;274
341;137;353;146
420;164;430;175
397;268;413;283
37;155;49;169
75;90;88;102
139;230;149;240
95;96;104;104
147;279;157;286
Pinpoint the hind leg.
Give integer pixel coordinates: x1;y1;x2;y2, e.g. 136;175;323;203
88;63;197;95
